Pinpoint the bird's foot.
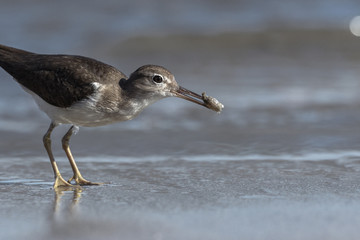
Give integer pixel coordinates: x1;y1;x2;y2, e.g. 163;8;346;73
54;175;81;189
68;175;103;186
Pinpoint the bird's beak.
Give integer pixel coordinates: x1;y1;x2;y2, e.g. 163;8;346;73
171;86;207;108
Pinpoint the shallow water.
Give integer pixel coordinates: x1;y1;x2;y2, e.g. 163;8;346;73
2;1;360;240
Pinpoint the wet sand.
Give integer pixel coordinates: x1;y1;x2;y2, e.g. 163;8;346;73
2;107;360;240
2;154;360;240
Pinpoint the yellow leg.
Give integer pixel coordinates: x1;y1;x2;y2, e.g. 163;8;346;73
62;125;102;186
43;122;74;188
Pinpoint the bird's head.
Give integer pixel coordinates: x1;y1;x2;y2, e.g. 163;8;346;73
124;65;223;112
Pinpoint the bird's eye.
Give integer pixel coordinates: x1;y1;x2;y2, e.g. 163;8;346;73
152;75;163;83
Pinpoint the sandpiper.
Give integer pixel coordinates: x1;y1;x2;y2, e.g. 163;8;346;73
0;44;224;188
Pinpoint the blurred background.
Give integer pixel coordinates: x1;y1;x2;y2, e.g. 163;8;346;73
1;0;360;157
2;0;360;188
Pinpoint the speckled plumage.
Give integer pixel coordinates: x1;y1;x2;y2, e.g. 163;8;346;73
0;45;126;108
0;45;180;126
0;44;221;188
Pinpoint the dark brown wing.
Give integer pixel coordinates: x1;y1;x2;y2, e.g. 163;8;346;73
0;44;127;108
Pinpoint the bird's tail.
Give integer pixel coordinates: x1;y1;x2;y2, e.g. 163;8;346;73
0;44;32;63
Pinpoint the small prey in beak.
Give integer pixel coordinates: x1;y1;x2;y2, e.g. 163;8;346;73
172;86;224;113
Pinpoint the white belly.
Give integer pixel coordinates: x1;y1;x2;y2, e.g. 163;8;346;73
25;88;132;127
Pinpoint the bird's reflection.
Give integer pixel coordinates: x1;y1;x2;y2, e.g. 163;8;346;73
51;187;83;221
